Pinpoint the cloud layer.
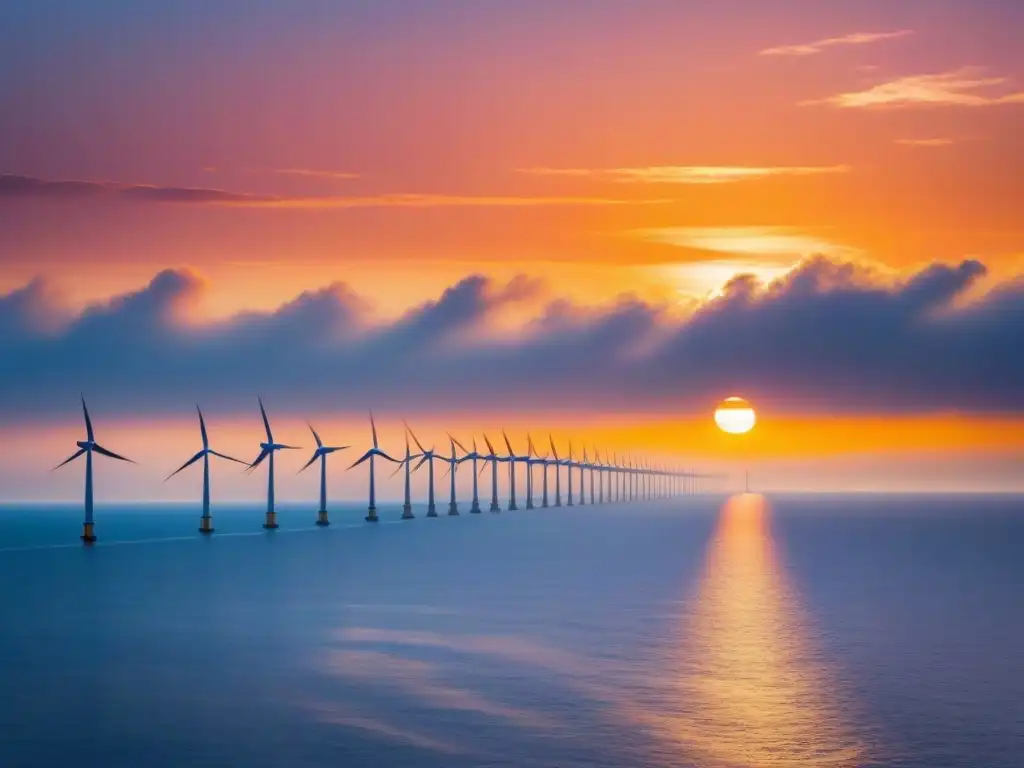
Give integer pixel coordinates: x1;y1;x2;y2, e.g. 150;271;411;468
0;174;662;209
518;166;848;185
760;30;913;57
0;256;1021;421
806;67;1024;108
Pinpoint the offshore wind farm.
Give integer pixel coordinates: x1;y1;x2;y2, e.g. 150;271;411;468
50;398;720;545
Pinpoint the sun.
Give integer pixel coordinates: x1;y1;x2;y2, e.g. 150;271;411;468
714;397;756;434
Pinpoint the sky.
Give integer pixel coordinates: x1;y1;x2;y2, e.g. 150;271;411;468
1;0;1022;499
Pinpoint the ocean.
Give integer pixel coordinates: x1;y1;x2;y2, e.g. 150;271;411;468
0;494;1021;767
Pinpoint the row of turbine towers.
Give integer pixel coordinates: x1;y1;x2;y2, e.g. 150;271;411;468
56;398;718;543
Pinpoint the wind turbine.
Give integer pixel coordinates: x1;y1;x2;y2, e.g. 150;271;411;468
481;434;506;513
454;436;483;514
502;431;525;511
579;445;590;506
595;449;605;504
347;411;397;522
388;431;422;519
549;436;562;508
166;406;246;534
566;439;576;507
298;423;348;526
246;398;299;530
441;435;465;516
54;397;135;544
408;423;442;517
525;434;547;510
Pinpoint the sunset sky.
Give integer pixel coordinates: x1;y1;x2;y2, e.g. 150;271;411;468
1;0;1022;499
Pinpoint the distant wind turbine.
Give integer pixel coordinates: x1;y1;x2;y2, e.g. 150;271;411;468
549;436;562;508
54;397;135;544
246;398;299;530
298;423;348;526
454;436;483;514
347;411;397;522
566;440;576;507
441;435;464;516
388;431;422;519
166;406;246;534
481;434;506;513
408;423;442;517
525;434;547;510
502;431;524;511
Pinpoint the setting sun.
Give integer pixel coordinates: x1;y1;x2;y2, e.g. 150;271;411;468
714;397;757;434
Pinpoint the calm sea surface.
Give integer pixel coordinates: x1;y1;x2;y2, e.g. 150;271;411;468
0;494;1021;768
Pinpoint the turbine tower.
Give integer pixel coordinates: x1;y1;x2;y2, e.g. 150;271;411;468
54;397;135;543
166;406;246;534
566;440;576;506
454;436;483;514
580;446;590;506
408;423;442;517
502;431;524;511
525;434;547;510
299;423;348;526
549;436;562;507
246;398;299;530
347;411;397;522
441;435;464;516
481;434;506;513
388;431;422;519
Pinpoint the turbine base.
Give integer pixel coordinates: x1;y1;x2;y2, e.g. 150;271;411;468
448;503;459;516
81;522;96;544
365;506;379;523
489;502;501;513
199;516;215;534
401;504;415;520
316;510;330;527
525;501;534;510
470;502;482;514
426;503;438;518
263;511;279;529
508;503;519;511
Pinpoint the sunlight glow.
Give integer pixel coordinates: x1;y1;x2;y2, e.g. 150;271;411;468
715;397;757;434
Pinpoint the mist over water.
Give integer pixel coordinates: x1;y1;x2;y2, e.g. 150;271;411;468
0;495;1021;767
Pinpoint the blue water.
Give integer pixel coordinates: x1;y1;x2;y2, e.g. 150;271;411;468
0;495;1021;767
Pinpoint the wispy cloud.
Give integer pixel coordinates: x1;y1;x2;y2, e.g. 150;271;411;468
518;165;849;185
263;168;360;180
0;174;664;208
634;226;857;258
895;138;954;147
805;67;1024;108
760;30;912;57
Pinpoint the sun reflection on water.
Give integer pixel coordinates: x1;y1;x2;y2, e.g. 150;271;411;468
650;493;867;767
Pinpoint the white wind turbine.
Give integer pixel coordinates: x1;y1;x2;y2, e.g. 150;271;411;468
54;397;135;544
481;434;507;513
389;431;423;520
549;436;563;508
298;423;348;526
454;436;483;514
166;406;246;534
408;423;442;517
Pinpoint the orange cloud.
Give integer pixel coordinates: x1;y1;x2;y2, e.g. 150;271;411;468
518;165;849;184
806;67;1024;108
760;30;912;57
895;138;955;147
633;226;857;259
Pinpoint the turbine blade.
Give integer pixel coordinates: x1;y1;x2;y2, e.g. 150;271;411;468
388;460;406;479
406;424;427;454
323;445;349;454
198;405;209;449
442;462;452;480
278;444;301;450
308;422;323;448
369;410;379;449
247;449;270;472
53;448;85;470
478;461;488;479
502;430;514;456
347;451;372;470
298;453;319;473
258;397;273;442
549;435;559;460
166;450;205;481
412;455;429;473
472;437;478;453
449;434;468;454
81;396;94;442
209;450;247;466
92;444;135;463
483;434;496;455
